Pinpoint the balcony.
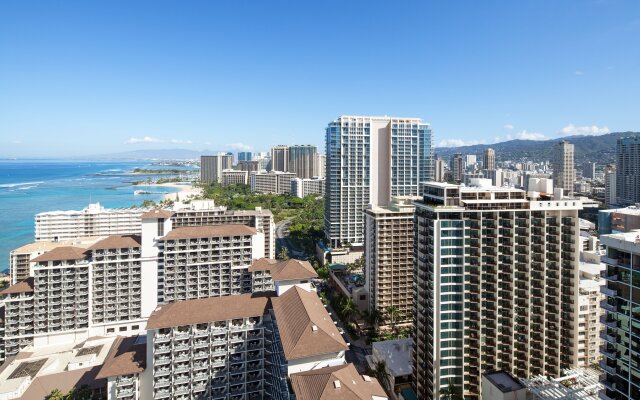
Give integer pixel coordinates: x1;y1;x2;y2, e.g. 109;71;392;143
599;360;616;375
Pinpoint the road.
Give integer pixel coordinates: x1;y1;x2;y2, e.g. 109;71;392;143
275;220;306;259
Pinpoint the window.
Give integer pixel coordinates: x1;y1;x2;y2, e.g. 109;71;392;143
119;326;127;332
107;328;115;333
131;325;139;330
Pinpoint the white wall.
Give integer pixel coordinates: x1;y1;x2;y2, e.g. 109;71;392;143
286;352;346;376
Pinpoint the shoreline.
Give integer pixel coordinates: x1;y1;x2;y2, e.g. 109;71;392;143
135;182;203;202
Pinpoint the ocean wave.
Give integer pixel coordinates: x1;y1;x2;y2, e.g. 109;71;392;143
16;186;37;191
0;181;44;188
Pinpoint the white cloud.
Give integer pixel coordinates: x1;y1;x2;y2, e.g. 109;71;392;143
503;124;514;130
226;142;253;151
575;70;583;76
204;141;211;146
507;130;547;141
11;140;22;144
436;139;485;148
559;124;610;136
126;136;163;144
170;139;193;144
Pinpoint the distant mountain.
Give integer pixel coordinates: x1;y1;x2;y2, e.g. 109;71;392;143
435;131;639;165
88;149;217;161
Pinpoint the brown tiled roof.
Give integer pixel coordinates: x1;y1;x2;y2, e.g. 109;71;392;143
0;277;34;295
30;246;87;263
19;366;106;399
141;209;175;219
271;286;348;360
96;336;146;379
89;235;141;250
160;225;257;240
249;258;318;281
290;363;387;400
146;293;273;330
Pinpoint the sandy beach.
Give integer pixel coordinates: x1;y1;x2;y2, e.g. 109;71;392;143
136;182;203;202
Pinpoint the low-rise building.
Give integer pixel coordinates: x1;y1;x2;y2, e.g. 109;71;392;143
221;169;248;186
290;363;387;400
367;338;412;398
290;177;325;198
481;371;527;400
250;171;296;195
96;335;147;400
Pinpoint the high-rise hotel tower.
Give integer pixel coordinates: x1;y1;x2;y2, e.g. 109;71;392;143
324;115;433;248
413;180;582;399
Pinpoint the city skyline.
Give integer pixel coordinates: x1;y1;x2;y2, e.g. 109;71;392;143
2;1;640;157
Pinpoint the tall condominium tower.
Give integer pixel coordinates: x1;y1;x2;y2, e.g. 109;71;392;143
450;153;464;182
315;153;326;178
582;162;596;179
271;145;289;172
288;145;317;179
364;197;417;325
600;230;640;400
434;159;446;182
201;153;234;183
604;164;617;208
413;181;582;399
237;151;253;162
324;115;433;248
552;141;575;195
615;136;640;206
483;148;496;171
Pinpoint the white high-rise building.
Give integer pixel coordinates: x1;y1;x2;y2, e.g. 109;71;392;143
315;153;326;178
552;141;575;195
34;203;148;242
290;177;325;198
324;115;433;248
604;164;617;208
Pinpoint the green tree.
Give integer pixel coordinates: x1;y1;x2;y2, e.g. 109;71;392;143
385;305;400;336
364;309;385;328
439;379;463;400
371;360;391;391
277;247;290;260
340;297;359;324
45;389;65;400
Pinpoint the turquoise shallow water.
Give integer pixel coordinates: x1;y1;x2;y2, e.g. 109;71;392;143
0;160;193;272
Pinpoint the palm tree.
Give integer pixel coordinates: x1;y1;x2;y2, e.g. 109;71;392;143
385;305;400;336
364;308;385;328
277;247;289;260
45;389;64;400
439;379;463;400
371;360;391;391
340;297;359;324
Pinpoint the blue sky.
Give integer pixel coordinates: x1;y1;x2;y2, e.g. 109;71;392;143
1;0;639;157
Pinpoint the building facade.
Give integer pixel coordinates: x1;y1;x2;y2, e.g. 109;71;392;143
201;153;234;184
271;145;289;172
413;181;582;399
250;171;296;195
483;148;496;171
325;115;433;248
288;145;317;179
364;197;417;325
615;136;640;206
605;164;617;208
34;203;148;242
221;169;248;186
237;151;253;162
290;177;325;198
434;159;446;182
599;229;640;400
583;162;596;180
577;262;605;368
552;141;575;195
450;153;464;182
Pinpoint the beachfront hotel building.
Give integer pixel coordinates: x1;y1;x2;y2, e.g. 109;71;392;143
324;115;433;248
250;170;296;195
364;197;418;325
34;203;148;242
157;225;264;303
290;177;325;198
201;153;234;184
222;169;249;186
413;180;583;399
599;229;640;400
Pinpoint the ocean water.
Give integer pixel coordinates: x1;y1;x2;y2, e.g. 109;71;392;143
0;160;195;272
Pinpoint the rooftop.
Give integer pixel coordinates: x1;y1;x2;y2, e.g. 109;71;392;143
521;367;602;399
89;235;141;250
371;338;412;377
0;336;116;400
0;277;35;295
483;370;526;393
30;246;88;263
141;209;175;219
147;292;272;329
249;258;318;281
600;229;640;248
290;363;387;400
11;237;102;254
159;224;257;240
271;286;348;360
96;336;146;379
